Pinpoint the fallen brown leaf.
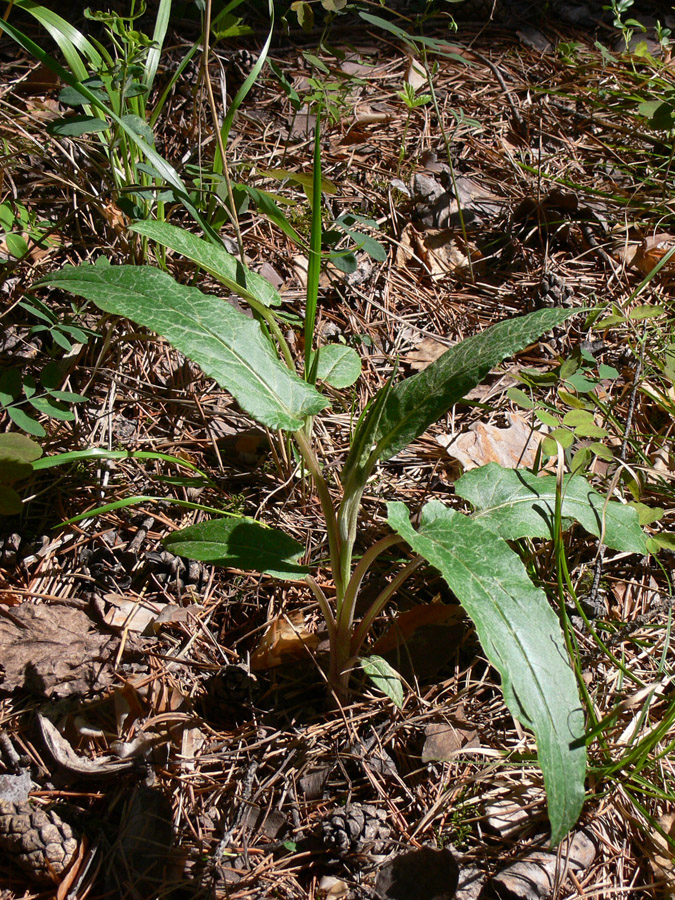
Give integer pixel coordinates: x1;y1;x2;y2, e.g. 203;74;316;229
437;412;544;471
0;603;119;696
251;611;319;670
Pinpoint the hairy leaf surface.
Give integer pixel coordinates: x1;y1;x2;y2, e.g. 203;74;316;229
130;221;282;308
387;500;586;845
457;463;648;554
40;265;327;431
343;309;577;487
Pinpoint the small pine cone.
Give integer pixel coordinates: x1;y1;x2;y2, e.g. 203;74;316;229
536;272;574;309
0;800;78;886
145;549;207;594
0;533;22;568
228;49;257;89
322;803;390;856
207;664;258;707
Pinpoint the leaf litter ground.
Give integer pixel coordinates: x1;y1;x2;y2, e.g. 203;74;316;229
1;4;675;898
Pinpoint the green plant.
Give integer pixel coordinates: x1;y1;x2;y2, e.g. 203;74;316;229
0;362;88;438
0;0;219;240
396;81;432;175
1;1;175;223
37;202;654;845
509;345;621;474
18;294;95;353
0;432;42;514
0;199;58;260
604;0;646;52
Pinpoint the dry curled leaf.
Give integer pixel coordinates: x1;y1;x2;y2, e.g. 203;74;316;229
644;812;675;896
37;714;138;780
396;224;484;280
632;233;675;275
491;830;596;899
372;603;465;682
406;337;451;371
422;717;479;762
375;847;459;900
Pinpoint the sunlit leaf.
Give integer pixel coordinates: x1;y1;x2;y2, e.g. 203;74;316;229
456;463;648;554
165;517;309;580
388;500;586;846
39;264;328;431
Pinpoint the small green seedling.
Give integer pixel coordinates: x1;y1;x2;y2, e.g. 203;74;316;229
396;81;432;174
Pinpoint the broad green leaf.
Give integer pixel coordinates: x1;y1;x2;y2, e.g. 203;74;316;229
562;410;595;428
7;406;45;437
0;433;42;486
164;517;309;580
360;655;404;709
0;433;42;464
120;114;155;146
28;396;75;420
343;308;577;488
38;265;328;432
648;533;675;553
45;390;88;404
130;221;282;308
629;501;663;527
629;305;666;320
5;233;30;257
47;115;108;136
58;78;107;107
542;428;574;455
456;463;649;555
0;369;21;406
329;250;358;274
387;500;586;846
292;1;314;33
0;485;23;516
315;344;361;388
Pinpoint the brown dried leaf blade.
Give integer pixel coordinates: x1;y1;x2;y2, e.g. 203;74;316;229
0;603;119;696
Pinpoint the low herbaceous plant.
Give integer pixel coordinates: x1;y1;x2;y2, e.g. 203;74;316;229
38;213;649;852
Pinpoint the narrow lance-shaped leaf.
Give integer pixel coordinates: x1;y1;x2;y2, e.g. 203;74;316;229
359;655;404;709
130;221;282;308
456;463;648;555
39;265;328;431
388;500;586;846
164;517;309;580
342;308;578;489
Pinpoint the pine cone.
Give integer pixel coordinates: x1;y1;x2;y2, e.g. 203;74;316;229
322;803;390;856
145;549;207;594
0;800;78;886
536;272;574;309
207;664;258;707
228;49;257;91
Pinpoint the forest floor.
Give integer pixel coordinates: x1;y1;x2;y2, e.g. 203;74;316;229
1;2;675;898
